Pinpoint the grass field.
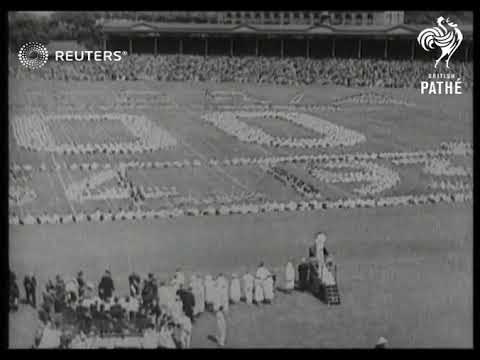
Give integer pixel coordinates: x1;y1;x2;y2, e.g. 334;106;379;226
9;79;473;348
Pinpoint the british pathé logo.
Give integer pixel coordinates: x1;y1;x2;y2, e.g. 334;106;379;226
417;17;464;95
417;16;463;69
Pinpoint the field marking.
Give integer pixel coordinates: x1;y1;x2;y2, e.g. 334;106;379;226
50;116;127;211
290;93;304;104
186;105;358;199
51;154;77;217
44;166;71;215
316;180;355;199
180;136;251;192
49;118;96;214
167;106;256;192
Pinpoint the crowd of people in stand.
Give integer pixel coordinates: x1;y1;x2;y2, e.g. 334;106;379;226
10;233;337;348
9;55;473;89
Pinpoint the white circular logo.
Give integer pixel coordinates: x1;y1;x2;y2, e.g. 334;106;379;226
18;42;49;70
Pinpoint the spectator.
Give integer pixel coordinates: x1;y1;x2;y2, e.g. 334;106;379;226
77;271;86;299
129;271;141;297
177;284;195;323
242;270;254;305
298;258;310;291
54;275;67;313
284;261;295;293
216;307;227;347
10;271;20;312
98;269;115;302
9;54;473;90
24;273;37;308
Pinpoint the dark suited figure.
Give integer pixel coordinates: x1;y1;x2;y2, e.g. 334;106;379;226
98;270;115;302
141;274;157;312
54;275;66;313
109;297;125;334
297;258;310;291
77;271;86;299
177;285;195;323
129;272;141;297
10;271;20;312
24;273;37;308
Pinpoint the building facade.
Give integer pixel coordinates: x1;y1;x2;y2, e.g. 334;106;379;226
101;12;473;62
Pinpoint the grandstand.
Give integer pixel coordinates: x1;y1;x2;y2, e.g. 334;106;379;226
101;11;473;61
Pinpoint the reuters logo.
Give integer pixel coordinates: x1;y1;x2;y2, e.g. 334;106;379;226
18;42;49;70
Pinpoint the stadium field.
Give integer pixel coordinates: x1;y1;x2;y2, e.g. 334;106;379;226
10;203;472;348
9;79;472;348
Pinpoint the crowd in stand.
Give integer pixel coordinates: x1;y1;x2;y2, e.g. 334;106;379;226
9;55;473;89
9;233;336;348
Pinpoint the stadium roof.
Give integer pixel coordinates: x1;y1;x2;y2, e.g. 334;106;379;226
102;20;473;38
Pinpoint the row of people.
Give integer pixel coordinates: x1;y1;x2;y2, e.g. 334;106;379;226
201;111;365;149
13;113;177;154
12;231;342;348
9;189;473;226
22;259;308;348
8;144;468;174
306;161;401;196
9;55;473;89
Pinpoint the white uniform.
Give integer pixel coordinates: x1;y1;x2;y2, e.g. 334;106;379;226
217;276;229;312
159;327;176;348
256;266;271;281
320;266;336;286
263;276;274;301
216;311;226;347
126;297;139;314
230;276;241;303
174;271;185;288
315;234;326;268
243;273;254;304
254;277;264;303
170;296;182;321
197;277;205;313
285;262;295;291
204;276;215;310
180;315;192;348
37;326;61;349
212;279;221;312
192;276;205;315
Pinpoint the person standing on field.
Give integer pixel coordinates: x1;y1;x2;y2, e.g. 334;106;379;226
285;261;295;293
243;270;254;305
216;307;226;347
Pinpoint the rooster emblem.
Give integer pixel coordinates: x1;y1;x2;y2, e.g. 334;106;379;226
417;16;463;69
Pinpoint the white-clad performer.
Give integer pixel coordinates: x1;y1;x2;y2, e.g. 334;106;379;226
243;271;254;305
254;276;264;304
230;273;241;303
285;261;295;293
314;232;327;269
204;275;215;312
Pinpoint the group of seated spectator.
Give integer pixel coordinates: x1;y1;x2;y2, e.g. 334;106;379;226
9;54;473;89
